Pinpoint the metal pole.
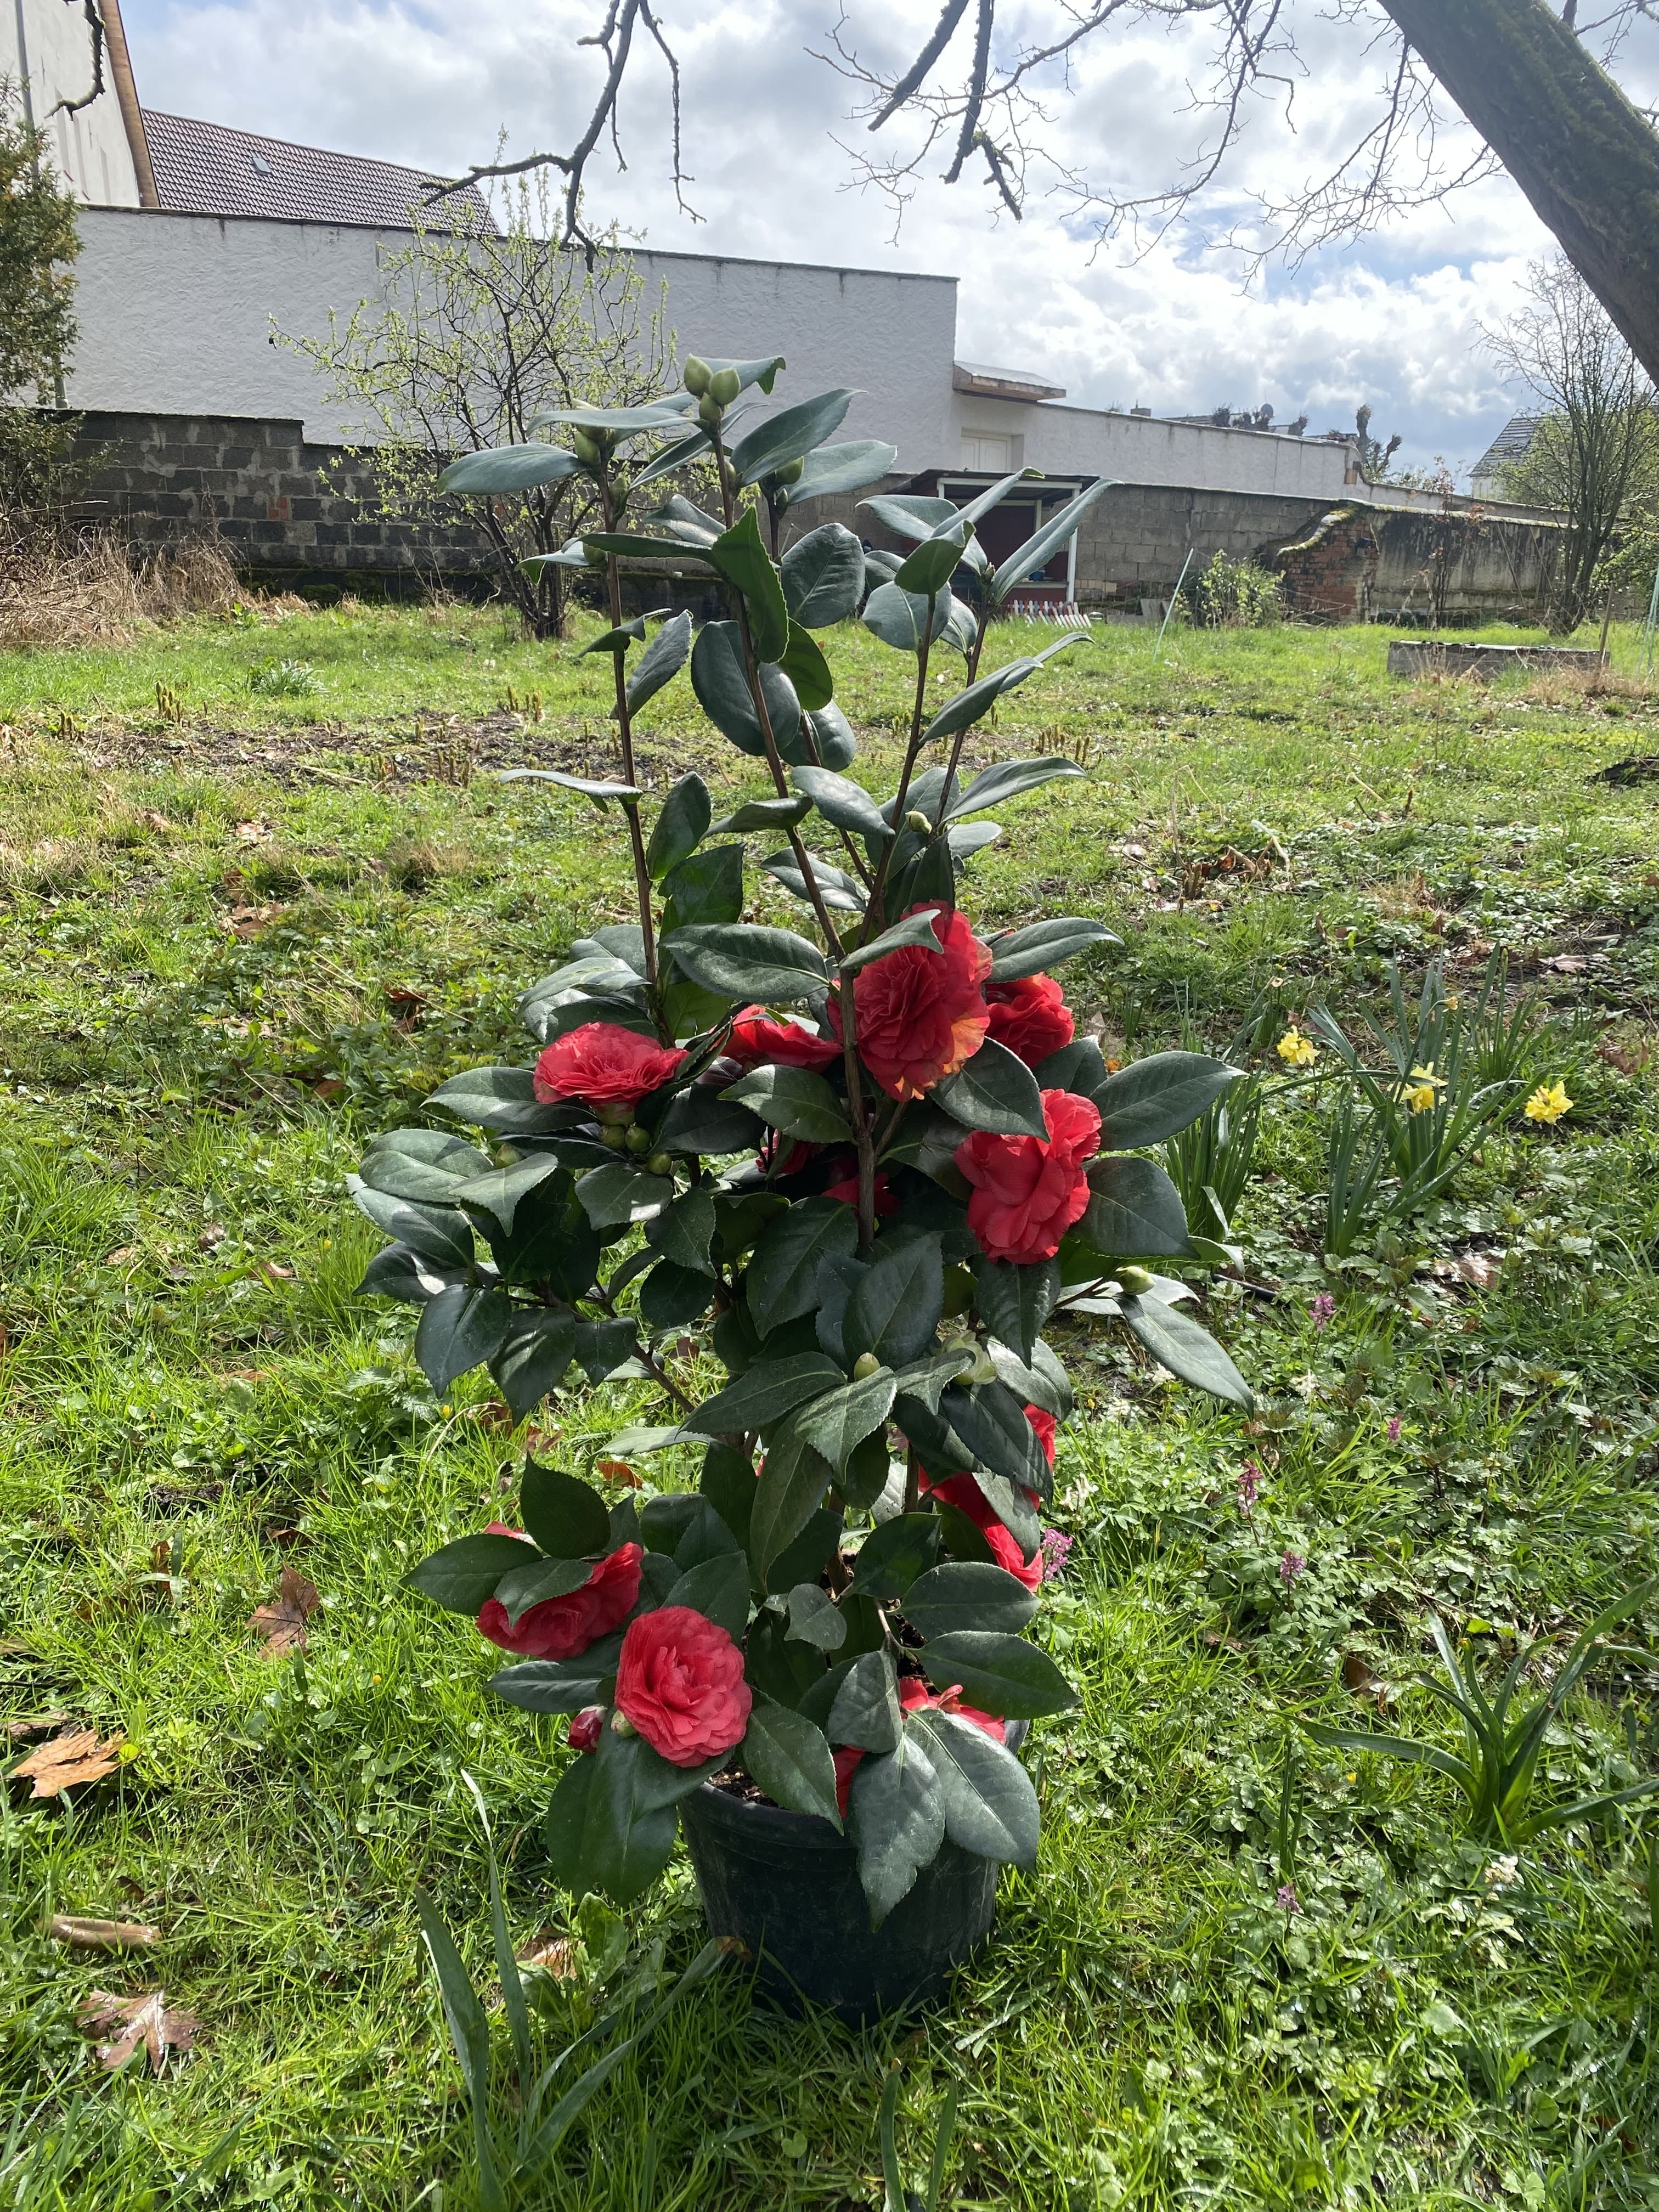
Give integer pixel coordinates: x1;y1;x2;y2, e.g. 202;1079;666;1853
1643;560;1659;679
1155;548;1195;660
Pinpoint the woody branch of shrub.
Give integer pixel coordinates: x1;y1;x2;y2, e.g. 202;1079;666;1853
351;357;1254;1922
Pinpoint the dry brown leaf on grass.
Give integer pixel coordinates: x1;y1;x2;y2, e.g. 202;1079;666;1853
234;819;272;847
224;903;280;939
78;1988;202;2072
516;1932;579;1980
9;1729;126;1797
250;1566;319;1658
49;1914;160;1950
253;1260;296;1285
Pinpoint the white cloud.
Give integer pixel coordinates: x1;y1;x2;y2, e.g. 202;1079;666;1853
118;0;1646;474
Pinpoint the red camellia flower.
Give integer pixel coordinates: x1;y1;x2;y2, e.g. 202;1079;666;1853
984;973;1074;1067
532;1022;687;1116
847;905;992;1101
834;1679;1007;1815
821;1158;898;1217
955;1088;1101;1263
475;1532;642;1661
613;1605;753;1768
1025;1404;1058;1468
727;1005;842;1073
923;1471;1043;1591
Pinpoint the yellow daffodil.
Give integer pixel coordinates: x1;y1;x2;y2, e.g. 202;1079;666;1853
1396;1062;1445;1115
1525;1079;1572;1125
1277;1028;1318;1068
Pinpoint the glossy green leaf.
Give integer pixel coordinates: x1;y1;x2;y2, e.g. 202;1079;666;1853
689;620;802;759
828;1649;902;1752
626;611;694;716
740;1699;842;1826
805;700;858;770
1074;1156;1193;1258
894;517;971;596
974;1255;1059;1364
450;1154;563;1234
438;442;580;495
1091;1052;1242;1148
909;1708;1039;1868
488;1308;577;1421
944;1379;1051;1503
639;1258;716;1334
793;1364;897;1470
844;1234;944;1367
761;848;864;912
407;1531;533;1615
920;1630;1077;1719
744;1195;860;1333
574;1163;674;1230
1119;1293;1253;1407
520;1458;612;1560
698;353;786;397
778;623;834;710
427;1064;576;1139
571;1316;640;1383
499;767;642;802
664;921;828;1003
645;770;710;881
539;397;698;435
488;1633;624;1713
835;906;944;975
847;1513;941;1601
414;1284;513;1392
901;1560;1038;1640
733;388;854;485
933;1037;1049;1139
650;1185;719;1276
784;1582;848;1652
848;1726;944;1925
781;523;865;628
709;794;812;837
360;1129;493;1204
493;1551;595;1628
778;438;897;506
665;1549;751;1640
707;507;789;663
862;579;950;653
541;1732;681;1908
791;765;890;843
721;1065;853;1145
350;1182;473;1269
986;917;1118;983
689;1352;845;1437
750;1417;837;1579
943;758;1085;822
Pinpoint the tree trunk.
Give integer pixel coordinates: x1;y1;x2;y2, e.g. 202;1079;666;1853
1379;0;1659;387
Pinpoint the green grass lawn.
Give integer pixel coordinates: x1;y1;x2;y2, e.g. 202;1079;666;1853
3;602;1658;2211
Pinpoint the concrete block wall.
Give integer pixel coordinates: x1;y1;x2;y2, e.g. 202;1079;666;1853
72;410;494;586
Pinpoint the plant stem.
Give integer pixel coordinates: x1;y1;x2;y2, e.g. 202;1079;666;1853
902;1443;920;1518
862;628;933;929
599;476;658;996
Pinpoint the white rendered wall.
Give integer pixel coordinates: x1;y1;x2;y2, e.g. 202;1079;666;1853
0;0;141;206
64;208;960;466
947;390;1359;500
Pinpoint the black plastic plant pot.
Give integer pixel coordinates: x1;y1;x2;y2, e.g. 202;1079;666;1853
679;1722;1029;2024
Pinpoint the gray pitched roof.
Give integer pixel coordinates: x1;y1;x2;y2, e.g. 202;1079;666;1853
1472;413;1542;482
141;110;493;230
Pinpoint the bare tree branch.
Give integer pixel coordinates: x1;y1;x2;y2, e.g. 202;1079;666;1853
421;0;698;252
51;0;105;120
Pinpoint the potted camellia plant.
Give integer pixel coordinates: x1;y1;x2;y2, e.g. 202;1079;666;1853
350;356;1252;2018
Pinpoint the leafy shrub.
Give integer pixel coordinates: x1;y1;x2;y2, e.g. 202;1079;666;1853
247;657;319;697
1181;549;1282;629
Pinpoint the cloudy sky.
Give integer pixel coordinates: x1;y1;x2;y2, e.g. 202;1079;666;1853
118;0;1659;478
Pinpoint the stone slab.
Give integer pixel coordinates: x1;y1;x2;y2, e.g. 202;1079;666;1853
1388;641;1605;681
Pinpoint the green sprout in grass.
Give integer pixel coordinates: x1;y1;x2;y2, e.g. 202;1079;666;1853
1307;1578;1659;1846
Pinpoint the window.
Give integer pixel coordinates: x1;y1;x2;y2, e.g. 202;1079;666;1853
961;430;1012;473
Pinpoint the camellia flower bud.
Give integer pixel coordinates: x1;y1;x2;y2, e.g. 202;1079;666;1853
709;366;741;405
571;427;604;468
607;469;630;508
646;1152;672;1178
697;392;723;428
851;1351;882;1381
567;1706;605;1752
1118;1265;1155;1296
946;1335;998;1385
624;1123;653;1153
601;1122;628;1150
682;355;712;396
773;456;805;486
904;809;932;833
610;1710;637;1737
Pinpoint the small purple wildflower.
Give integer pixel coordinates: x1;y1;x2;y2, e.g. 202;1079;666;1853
1279;1549;1307;1588
1276;1883;1302;1914
1238;1459;1263;1511
1040;1527;1073;1581
1311;1292;1335;1331
1386;1417;1402;1444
